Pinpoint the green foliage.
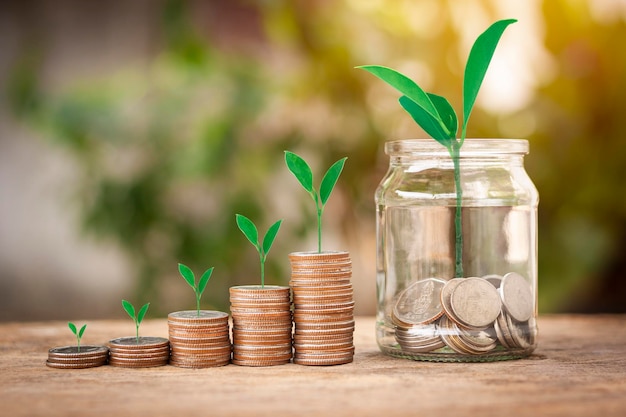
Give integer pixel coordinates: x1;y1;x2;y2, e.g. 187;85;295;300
9;1;626;314
358;19;516;277
285;151;347;253
462;19;517;141
235;214;282;288
122;300;150;343
68;322;87;352
178;263;214;317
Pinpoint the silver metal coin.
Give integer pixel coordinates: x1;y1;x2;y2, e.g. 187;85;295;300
449;277;502;329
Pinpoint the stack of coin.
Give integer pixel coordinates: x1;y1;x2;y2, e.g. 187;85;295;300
289;251;355;366
230;285;292;366
108;336;170;368
392;273;535;356
392;278;446;354
168;310;231;368
46;345;109;369
494;272;536;350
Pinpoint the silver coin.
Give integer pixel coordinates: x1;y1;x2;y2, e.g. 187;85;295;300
495;312;516;348
48;345;108;358
168;310;229;321
440;278;464;324
449;277;502;329
499;272;533;323
108;337;169;349
393;278;446;326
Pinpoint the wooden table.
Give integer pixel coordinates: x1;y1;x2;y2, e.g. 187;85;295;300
1;315;625;416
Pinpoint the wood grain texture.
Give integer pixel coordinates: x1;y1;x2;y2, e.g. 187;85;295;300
1;315;625;417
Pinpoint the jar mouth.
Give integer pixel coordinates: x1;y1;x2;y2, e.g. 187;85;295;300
385;139;528;156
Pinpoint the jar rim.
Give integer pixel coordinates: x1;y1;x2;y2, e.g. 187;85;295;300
384;139;529;156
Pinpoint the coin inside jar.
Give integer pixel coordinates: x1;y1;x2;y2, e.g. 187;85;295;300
499;272;533;323
449;277;502;329
393;278;446;326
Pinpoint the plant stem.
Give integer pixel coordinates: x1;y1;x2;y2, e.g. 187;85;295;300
196;294;201;317
450;142;464;278
260;253;265;289
136;323;140;344
317;207;323;253
77;336;81;353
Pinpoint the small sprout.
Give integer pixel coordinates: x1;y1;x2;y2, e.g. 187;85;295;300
236;214;282;288
284;151;347;253
178;263;214;317
68;322;87;352
122;299;150;343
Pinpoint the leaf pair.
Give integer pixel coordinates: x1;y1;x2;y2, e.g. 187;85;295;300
357;19;516;147
178;263;214;317
284;151;347;253
236;214;282;287
68;322;87;352
122;299;150;343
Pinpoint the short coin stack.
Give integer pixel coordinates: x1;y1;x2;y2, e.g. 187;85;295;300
108;336;170;368
289;251;355;366
230;285;293;366
168;310;231;368
46;345;109;369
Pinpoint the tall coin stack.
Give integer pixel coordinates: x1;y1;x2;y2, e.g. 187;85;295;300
108;336;170;368
289;251;355;366
229;285;293;366
168;311;231;368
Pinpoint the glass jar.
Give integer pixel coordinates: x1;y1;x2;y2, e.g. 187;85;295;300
376;139;538;362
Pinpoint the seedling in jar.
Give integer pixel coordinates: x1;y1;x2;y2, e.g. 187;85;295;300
357;19;517;277
178;263;214;317
236;214;282;288
67;322;87;352
284;151;347;253
121;299;150;343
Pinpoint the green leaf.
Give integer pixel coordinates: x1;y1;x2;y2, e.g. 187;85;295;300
198;267;214;295
78;324;87;338
357;65;447;133
178;263;196;290
463;19;517;136
399;96;453;148
427;93;458;139
236;214;259;249
320;157;347;206
122;299;135;320
284;151;314;193
262;219;282;256
137;302;150;324
68;322;77;335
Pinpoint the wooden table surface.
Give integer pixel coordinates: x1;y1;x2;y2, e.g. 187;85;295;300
1;315;625;417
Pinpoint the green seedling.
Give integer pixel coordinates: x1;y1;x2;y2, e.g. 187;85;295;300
122;299;150;343
236;214;282;288
178;263;214;317
68;322;87;352
284;151;347;253
357;19;517;277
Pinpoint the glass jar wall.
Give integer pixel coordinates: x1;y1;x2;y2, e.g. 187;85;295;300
375;139;539;362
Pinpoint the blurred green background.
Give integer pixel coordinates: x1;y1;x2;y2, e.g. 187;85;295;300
1;0;625;321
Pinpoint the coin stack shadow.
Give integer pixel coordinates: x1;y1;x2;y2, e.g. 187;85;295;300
229;286;293;366
46;345;109;369
108;336;170;368
168;310;231;368
289;251;355;366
